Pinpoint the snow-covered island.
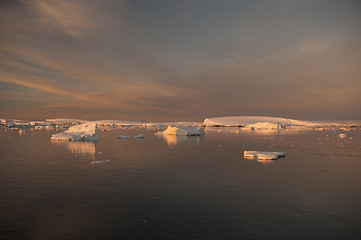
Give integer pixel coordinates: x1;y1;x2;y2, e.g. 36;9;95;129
51;122;99;141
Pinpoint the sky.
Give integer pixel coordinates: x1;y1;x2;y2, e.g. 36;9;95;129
0;0;360;121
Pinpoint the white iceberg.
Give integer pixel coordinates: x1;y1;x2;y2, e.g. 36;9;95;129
204;116;296;127
51;122;99;141
244;151;286;160
203;116;361;127
159;125;205;136
203;116;327;127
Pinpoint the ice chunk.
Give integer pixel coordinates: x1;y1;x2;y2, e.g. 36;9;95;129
339;133;346;139
244;151;286;160
117;135;131;139
133;134;144;138
117;134;144;139
51;122;99;141
90;159;111;164
159;125;205;136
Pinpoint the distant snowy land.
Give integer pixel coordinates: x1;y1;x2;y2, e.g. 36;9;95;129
1;116;360;141
1;116;360;129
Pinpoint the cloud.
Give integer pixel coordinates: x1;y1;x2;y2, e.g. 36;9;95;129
0;73;115;104
0;0;360;120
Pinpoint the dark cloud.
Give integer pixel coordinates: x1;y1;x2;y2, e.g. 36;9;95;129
0;0;360;121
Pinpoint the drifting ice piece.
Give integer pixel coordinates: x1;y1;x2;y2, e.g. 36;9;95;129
338;133;346;139
91;160;112;164
117;134;145;139
161;126;205;136
51;122;99;141
117;135;131;139
133;134;144;138
244;151;286;160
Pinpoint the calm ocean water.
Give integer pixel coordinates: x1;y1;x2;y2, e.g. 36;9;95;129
0;125;360;240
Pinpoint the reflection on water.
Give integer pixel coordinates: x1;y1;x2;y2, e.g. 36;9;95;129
1;126;361;240
159;134;202;146
244;127;279;135
256;159;276;165
52;140;97;157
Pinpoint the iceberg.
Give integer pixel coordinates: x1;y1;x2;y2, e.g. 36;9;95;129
159;125;205;136
203;116;324;127
46;118;87;124
204;116;296;127
51;122;99;141
203;116;361;127
244;151;286;160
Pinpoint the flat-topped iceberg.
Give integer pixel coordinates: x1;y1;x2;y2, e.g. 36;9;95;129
204;116;301;127
46;118;87;124
51;122;99;141
203;116;361;127
159;126;205;136
244;151;286;160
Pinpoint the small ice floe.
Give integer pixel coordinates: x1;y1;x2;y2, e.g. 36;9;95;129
157;126;205;136
133;134;144;138
117;135;131;139
117;134;144;139
90;159;112;164
244;151;286;160
339;133;346;139
51;122;99;141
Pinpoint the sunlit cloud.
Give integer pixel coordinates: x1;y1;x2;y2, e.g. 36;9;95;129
0;0;360;120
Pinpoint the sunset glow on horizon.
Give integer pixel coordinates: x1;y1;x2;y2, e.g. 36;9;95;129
1;0;360;121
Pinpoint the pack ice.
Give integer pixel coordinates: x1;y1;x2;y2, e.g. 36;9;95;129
244;151;286;160
51;122;99;141
159;126;205;136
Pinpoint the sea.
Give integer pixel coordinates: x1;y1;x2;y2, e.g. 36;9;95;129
1;125;360;240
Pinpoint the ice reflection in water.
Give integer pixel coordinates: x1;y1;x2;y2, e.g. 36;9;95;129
159;134;202;147
1;125;361;239
257;159;276;165
51;140;97;158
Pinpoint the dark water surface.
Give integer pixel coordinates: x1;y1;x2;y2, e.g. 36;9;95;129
1;126;361;240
